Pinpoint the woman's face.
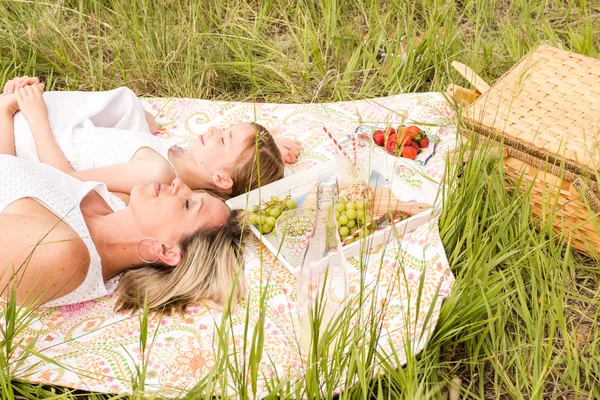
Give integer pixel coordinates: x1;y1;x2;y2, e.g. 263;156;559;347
129;179;230;244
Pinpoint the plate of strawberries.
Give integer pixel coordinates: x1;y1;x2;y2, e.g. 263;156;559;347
355;125;437;166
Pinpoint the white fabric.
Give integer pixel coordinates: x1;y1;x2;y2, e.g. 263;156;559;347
0;155;125;307
13;87;179;174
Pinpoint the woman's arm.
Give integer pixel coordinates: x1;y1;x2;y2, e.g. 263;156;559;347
0;98;16;156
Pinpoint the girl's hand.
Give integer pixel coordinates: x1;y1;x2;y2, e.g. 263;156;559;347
14;84;49;127
3;76;43;95
275;138;302;164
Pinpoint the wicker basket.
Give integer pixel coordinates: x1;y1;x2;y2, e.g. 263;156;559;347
463;44;600;255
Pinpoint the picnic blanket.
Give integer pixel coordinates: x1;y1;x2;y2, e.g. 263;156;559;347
8;93;456;397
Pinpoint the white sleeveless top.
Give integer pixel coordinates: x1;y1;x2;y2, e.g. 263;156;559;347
67;123;181;174
12;86;181;176
0;155;125;307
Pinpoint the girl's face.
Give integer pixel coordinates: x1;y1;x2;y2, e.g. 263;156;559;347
189;122;255;181
129;178;230;244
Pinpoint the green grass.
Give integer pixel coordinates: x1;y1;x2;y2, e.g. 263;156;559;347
0;0;599;399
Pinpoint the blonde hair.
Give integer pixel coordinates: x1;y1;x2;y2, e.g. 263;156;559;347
115;209;249;314
229;123;284;197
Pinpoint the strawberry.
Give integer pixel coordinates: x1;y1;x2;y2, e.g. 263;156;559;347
419;137;429;148
401;135;412;146
372;129;385;146
385;126;396;136
406;125;420;139
386;133;397;146
411;141;419;151
385;138;397;155
402;146;418;160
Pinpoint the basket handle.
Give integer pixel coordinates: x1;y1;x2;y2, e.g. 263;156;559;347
451;61;491;94
573;178;600;215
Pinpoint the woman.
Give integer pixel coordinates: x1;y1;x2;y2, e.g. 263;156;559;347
3;76;301;202
0;93;249;312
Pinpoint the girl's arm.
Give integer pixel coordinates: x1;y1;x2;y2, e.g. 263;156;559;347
15;84;173;194
0;76;44;155
15;85;73;172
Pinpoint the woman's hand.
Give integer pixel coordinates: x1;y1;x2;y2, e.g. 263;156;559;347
0;93;19;117
14;84;49;127
275;137;302;164
3;76;42;95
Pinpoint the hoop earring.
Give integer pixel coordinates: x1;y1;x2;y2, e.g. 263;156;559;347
136;237;160;264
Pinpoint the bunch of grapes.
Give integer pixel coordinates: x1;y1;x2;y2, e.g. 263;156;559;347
247;195;297;234
335;197;376;244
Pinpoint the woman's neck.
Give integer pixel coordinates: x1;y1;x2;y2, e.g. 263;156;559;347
82;204;149;280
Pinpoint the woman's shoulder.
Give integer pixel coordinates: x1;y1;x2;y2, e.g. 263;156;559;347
0;202;90;297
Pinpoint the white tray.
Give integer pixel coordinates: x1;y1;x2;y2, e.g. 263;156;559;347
226;151;442;275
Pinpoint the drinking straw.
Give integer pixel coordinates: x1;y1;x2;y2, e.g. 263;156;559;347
323;127;352;163
352;134;357;166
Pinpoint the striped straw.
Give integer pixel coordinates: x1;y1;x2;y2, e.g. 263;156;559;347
323;127;353;164
352;134;357;166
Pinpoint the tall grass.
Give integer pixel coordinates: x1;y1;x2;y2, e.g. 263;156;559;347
0;0;599;399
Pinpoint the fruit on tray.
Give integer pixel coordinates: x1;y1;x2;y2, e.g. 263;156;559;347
247;195;297;234
303;181;432;245
372;124;429;160
335;195;377;245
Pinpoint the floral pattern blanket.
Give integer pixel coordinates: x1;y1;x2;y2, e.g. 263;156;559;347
8;93;456;397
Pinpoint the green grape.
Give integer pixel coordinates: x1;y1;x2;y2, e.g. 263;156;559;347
336;211;341;219
270;207;282;218
345;237;355;244
346;209;357;220
350;226;358;234
356;209;365;220
266;206;273;214
338;196;346;204
285;199;296;209
259;215;268;225
339;226;350;237
358;229;368;238
355;200;365;210
335;203;346;212
338;215;349;225
365;213;373;223
271;195;280;202
266;216;277;226
346;201;356;210
260;224;273;234
336;220;342;229
346;219;356;229
249;213;259;225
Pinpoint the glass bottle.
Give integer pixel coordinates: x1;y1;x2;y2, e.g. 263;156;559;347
297;174;349;354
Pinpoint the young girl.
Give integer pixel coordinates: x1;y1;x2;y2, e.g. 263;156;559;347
3;76;301;203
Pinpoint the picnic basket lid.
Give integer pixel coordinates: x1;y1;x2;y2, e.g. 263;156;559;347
464;44;600;175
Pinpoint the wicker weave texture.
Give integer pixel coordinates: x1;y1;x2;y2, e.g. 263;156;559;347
504;156;599;255
467;45;600;173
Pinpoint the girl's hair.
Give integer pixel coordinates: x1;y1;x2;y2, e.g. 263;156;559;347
229;123;284;198
115;209;249;314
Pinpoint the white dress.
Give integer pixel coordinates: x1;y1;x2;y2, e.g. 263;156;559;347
0;155;125;307
13;87;180;175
